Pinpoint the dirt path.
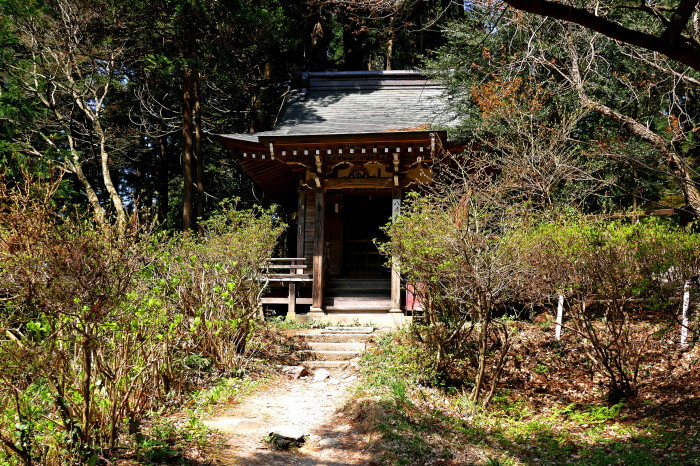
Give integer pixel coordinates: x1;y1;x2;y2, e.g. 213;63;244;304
203;368;375;465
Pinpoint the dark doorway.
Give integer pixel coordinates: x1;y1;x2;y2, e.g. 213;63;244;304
342;193;391;277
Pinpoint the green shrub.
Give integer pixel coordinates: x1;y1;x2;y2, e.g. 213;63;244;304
381;188;526;407
516;217;700;401
0;181;283;463
360;329;440;388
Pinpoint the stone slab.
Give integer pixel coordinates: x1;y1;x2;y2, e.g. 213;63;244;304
323;326;374;333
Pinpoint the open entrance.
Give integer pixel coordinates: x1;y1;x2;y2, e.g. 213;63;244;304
341;193;391;278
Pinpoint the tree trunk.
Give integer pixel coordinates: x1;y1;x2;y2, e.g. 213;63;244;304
81;336;92;446
342;13;365;70
54;119;105;227
566;43;700;217
194;75;204;237
386;36;394;70
95;121;127;233
182;67;195;233
471;308;490;405
584;97;700;217
157;132;169;225
307;19;330;70
386;18;395;70
67;150;106;227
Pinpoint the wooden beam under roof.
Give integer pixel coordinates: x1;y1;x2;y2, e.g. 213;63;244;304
215;130;448;200
258;130;447;146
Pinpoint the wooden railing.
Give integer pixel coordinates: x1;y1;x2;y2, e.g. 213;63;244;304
259;258;313;315
260;257;312;281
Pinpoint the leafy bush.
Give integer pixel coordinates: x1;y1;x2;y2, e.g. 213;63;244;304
517;217;700;401
382;183;526;407
146;200;285;385
360;329;440;389
0;179;283;463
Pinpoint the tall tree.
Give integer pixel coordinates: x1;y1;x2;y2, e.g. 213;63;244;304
429;10;700;215
1;0;140;231
136;0;300;231
500;0;700;72
306;0;461;71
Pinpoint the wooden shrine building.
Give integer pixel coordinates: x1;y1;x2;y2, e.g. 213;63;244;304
217;70;456;325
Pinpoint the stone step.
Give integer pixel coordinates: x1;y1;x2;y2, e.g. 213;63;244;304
301;360;351;369
297;350;359;361
291;326;374;371
294;332;375;343
306;312;409;328
323;326;374;334
301;342;366;352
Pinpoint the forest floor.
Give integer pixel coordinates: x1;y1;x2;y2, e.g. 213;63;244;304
340;319;700;465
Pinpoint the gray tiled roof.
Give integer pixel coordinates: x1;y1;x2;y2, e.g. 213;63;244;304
268;71;450;136
222;133;259;143
220;71;452;144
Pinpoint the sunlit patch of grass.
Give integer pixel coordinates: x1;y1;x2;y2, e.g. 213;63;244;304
132;374;267;463
189;374;266;413
267;316;335;329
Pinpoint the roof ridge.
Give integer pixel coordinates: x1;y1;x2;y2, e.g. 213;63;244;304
303;70;427;77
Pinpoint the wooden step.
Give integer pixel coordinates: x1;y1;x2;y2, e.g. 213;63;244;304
323;296;391;309
324;305;392;312
324;289;391;298
326;279;390;291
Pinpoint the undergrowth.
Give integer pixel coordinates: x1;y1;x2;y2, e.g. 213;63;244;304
346;327;700;465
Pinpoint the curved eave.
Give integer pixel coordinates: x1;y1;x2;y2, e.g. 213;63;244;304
215;134;266;152
257;130;448;146
215;130;457;199
215;134;298;201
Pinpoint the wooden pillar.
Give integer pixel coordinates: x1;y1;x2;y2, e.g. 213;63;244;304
311;190;325;314
286;282;297;320
283;192;307;321
296;191;306;273
390;188;402;313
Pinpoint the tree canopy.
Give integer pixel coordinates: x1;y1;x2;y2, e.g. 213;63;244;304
501;0;700;71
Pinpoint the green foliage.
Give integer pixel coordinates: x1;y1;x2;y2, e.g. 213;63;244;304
555;403;625;424
0;179;283;463
360;329;440;389
515;216;700;401
189;376;264;414
0;0;311;231
352;327;696;465
381;179;526;407
133;410;209;464
427;13;698;214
